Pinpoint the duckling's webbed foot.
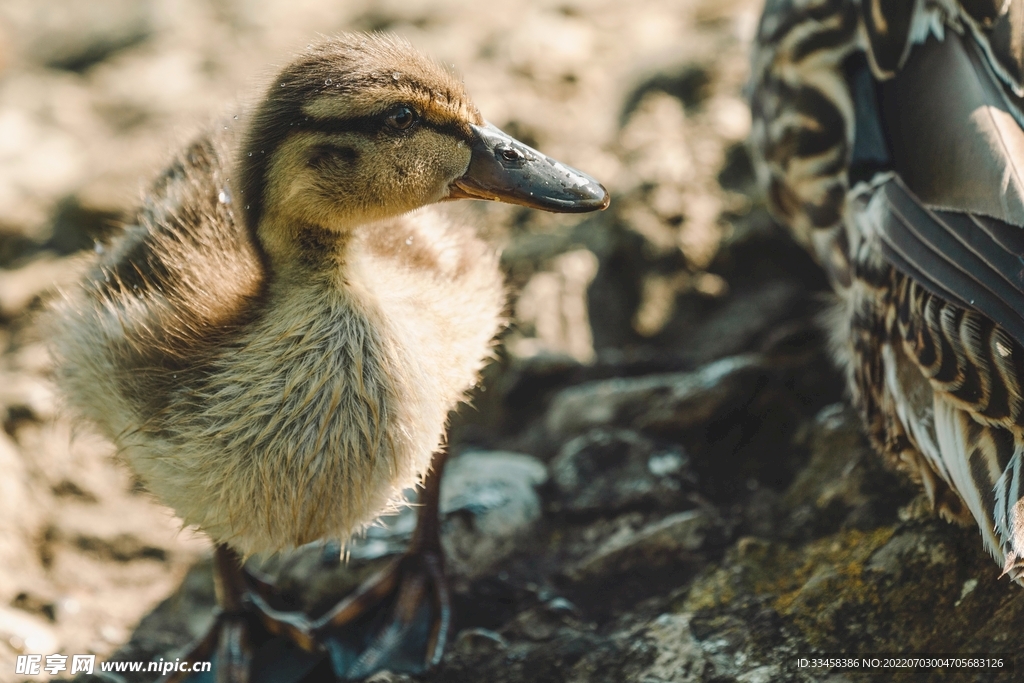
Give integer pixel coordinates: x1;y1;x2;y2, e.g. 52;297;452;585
301;546;450;679
241;551;449;681
159;546;329;683
163;455;452;683
306;454;452;680
246;454;452;681
156;547;253;683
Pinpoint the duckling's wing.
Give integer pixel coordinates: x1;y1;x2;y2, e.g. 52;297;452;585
99;136;265;310
49;132;266;436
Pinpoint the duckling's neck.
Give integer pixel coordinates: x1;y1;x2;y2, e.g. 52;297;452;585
256;214;352;284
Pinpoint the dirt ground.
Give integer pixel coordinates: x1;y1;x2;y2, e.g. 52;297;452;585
3;1;1022;682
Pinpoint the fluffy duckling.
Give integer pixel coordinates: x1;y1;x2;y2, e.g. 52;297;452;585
46;33;607;681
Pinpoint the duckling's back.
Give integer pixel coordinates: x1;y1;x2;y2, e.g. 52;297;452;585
46;127;506;555
49;132;265;442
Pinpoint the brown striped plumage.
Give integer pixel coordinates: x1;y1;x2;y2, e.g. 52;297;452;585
750;0;1024;579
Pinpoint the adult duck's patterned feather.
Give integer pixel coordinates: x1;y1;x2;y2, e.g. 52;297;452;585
750;0;1024;580
869;177;1024;347
749;0;860;247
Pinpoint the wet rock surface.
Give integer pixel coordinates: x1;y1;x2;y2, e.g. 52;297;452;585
0;1;1020;682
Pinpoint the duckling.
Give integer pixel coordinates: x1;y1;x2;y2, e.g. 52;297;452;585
750;0;1024;579
46;33;608;681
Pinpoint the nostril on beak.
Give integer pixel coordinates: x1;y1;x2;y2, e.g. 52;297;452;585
499;146;525;163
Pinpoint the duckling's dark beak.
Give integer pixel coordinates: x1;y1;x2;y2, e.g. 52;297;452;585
448;123;610;213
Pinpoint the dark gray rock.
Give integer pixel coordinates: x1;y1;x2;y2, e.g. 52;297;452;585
546;355;767;439
550;428;693;515
782;403;913;540
568;510;709;582
441;451;549;577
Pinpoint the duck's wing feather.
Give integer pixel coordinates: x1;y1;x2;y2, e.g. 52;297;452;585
859;0;916;78
962;0;1024;99
748;0;861;247
866;28;1024;348
869;177;1024;348
880;29;1024;226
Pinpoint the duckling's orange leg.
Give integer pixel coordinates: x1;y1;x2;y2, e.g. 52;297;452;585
158;454;452;682
306;451;453;679
155;546;255;683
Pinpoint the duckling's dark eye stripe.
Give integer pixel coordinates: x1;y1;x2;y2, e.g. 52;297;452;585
300;115;389;136
239;104;470;236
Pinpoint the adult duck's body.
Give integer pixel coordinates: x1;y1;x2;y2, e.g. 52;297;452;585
47;34;607;681
750;0;1024;579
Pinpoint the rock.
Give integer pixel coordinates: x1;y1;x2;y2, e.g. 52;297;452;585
665;279;803;365
741;487;783;539
0;375;57;425
480;351;586;438
782;403;911;539
546;354;767;440
10;590;57;622
349;503;419;561
625;613;708;683
568;510;708;582
0;430;41;598
77;557;217;681
71;533;166;563
550;428;693;515
566;611;792;683
441;451;549;577
866;528;958;580
363;674;417;683
47;196;122;256
785;403;871;510
452;628;509;657
442;451;548;526
510;249;599;363
502;600;588;642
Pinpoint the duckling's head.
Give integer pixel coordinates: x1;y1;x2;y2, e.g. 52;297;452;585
237;34;607;255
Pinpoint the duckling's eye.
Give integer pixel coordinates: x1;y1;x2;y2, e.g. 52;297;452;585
384;105;418;132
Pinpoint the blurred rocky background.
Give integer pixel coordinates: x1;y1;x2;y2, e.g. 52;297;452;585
0;0;1021;682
